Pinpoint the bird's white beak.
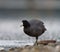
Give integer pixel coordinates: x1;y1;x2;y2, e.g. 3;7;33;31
20;23;23;27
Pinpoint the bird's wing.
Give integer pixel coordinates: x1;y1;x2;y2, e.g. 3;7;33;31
28;19;46;35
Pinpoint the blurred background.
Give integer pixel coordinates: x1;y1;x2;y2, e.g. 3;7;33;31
0;0;60;46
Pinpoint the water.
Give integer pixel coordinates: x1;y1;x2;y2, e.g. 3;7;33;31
0;40;33;47
0;10;60;47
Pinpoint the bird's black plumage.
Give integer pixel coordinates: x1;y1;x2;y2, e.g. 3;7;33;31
22;19;46;45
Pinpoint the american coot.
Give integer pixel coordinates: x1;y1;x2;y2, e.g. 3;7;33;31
22;19;46;45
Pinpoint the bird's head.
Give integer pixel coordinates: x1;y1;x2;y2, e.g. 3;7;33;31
22;20;30;28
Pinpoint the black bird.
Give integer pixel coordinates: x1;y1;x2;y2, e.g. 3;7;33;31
22;19;46;45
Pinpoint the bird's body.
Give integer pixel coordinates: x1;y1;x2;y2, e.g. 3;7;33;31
22;19;46;45
24;20;46;37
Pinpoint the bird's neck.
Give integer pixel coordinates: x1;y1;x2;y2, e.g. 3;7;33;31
23;23;30;28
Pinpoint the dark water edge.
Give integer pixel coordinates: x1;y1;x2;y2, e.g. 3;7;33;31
0;9;60;20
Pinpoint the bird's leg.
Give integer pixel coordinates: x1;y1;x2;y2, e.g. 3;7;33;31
34;37;38;45
36;37;38;45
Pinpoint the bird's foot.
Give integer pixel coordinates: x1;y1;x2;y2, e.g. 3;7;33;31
34;42;38;46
